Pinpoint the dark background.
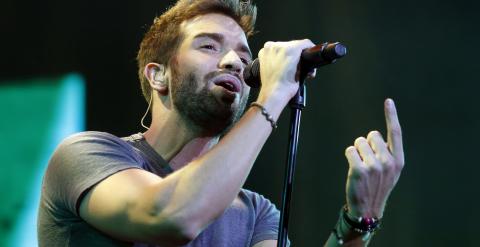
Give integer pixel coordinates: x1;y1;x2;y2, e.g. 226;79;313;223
2;0;479;246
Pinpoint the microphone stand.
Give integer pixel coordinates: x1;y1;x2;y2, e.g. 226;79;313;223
254;42;345;247
277;71;308;247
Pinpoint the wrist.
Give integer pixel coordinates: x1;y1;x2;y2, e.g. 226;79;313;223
255;89;291;120
347;203;385;219
250;102;278;129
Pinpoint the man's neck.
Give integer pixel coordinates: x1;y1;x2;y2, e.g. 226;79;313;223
143;111;219;171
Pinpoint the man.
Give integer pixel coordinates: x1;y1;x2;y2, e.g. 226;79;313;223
38;0;404;246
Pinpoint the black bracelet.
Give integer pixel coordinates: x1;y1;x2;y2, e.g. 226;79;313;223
342;205;381;233
332;205;382;245
250;102;277;129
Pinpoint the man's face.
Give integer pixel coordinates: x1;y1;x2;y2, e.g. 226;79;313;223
169;13;252;136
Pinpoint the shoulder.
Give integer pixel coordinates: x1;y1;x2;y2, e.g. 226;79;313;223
60;131;128;146
45;131;144;186
42;131;145;215
240;189;273;204
53;131;138;159
240;189;279;213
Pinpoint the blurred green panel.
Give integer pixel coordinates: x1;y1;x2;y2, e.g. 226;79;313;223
0;74;85;246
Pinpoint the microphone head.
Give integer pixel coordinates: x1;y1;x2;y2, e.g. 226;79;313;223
334;43;347;57
243;59;261;88
322;42;347;61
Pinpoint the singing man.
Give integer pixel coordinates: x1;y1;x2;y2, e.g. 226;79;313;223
38;0;405;246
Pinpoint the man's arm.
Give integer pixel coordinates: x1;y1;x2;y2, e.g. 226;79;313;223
79;40;315;246
80;102;287;245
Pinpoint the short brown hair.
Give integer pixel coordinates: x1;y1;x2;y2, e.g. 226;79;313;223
136;0;257;103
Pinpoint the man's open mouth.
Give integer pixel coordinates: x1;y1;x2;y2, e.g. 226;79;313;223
215;81;236;92
213;74;241;93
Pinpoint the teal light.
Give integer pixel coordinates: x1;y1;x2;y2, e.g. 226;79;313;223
0;74;85;246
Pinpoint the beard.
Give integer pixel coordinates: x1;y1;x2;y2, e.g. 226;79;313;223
170;64;249;137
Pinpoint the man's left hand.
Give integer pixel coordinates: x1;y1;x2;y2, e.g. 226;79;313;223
344;98;405;218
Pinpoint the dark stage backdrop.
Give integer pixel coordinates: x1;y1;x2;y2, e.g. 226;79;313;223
1;0;479;246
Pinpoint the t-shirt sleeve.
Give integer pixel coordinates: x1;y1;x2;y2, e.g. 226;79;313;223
42;131;143;217
246;190;290;246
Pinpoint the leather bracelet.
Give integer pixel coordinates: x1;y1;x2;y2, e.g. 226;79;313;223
342;205;381;233
332;205;381;245
250;102;277;129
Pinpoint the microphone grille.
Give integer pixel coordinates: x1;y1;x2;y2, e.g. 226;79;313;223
244;59;261;88
323;42;347;61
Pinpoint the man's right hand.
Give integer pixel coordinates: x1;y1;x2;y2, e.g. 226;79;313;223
256;39;316;106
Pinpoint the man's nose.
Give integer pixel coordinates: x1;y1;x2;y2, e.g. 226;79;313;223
218;50;243;74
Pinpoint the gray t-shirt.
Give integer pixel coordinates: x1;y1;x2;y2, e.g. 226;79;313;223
38;131;281;247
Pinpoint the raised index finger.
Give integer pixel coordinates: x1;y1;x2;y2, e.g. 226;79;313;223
384;98;404;162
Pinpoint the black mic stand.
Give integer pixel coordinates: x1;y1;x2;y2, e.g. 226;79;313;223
277;71;309;247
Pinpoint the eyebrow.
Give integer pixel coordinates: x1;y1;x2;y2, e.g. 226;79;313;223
193;32;252;59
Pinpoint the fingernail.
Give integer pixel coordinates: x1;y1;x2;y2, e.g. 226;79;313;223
386;98;394;106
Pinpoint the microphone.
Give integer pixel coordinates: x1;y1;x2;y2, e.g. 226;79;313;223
243;42;347;88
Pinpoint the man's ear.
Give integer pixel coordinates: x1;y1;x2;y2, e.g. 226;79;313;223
144;63;168;95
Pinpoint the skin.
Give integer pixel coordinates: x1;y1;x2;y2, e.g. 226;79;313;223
79;13;404;247
323;98;404;247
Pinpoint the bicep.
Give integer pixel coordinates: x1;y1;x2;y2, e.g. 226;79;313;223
253;240;277;247
79;168;171;243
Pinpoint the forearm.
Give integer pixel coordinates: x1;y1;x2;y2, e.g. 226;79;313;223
142;93;288;237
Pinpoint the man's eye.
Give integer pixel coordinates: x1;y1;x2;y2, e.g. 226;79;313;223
240;58;249;65
201;44;216;50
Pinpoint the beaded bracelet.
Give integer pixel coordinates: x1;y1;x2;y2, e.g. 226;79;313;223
250;102;277;129
332;205;381;245
341;205;381;234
